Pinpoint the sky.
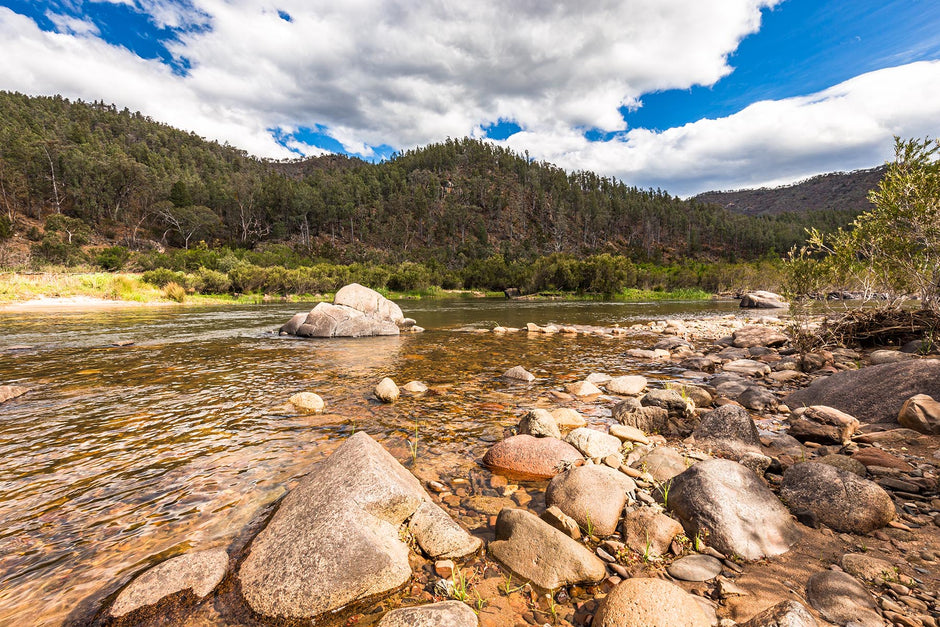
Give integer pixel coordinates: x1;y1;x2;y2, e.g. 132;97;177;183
0;0;939;196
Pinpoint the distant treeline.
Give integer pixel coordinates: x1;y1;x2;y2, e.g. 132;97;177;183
0;92;858;273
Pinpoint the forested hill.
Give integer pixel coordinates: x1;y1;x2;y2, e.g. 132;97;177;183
1;92;859;265
693;167;886;217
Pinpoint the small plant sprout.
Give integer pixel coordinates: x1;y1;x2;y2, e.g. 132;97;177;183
654;478;673;509
409;416;420;463
501;573;527;596
642;530;655;562
474;590;488;613
451;569;471;602
582;510;595;538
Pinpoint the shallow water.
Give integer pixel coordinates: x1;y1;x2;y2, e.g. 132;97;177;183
0;298;742;625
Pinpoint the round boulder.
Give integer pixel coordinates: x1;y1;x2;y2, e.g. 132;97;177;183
805;570;881;627
482;435;583;480
374;377;400;403
692;404;761;460
780;462;895;534
545;464;636;537
669;459;801;560
288;392;325;413
607;375;648;396
898;393;940;434
593;577;712;627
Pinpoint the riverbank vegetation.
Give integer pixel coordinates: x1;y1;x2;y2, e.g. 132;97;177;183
0;92;893;304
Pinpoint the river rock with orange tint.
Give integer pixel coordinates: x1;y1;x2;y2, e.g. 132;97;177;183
482;435;583;479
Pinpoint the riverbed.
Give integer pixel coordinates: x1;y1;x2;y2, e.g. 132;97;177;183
0;298;744;625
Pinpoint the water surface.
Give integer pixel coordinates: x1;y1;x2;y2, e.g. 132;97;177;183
0;298;742;625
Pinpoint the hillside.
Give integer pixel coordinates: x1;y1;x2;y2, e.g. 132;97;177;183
0;92;866;269
694;167;886;216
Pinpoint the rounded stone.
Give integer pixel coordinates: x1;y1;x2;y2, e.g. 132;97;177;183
780;462;895;534
593;577;712;627
607;375;648;396
374;377;400;403
377;601;479;627
545;464;636;537
565;427;623;459
288;392;325;413
482;435;583;480
666;554;723;581
805;570;881;627
551;407;587;430
518;409;561;439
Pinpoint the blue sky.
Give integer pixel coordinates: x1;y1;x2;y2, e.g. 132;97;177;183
1;0;939;195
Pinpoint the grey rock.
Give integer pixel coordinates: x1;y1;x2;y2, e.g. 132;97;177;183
666;383;713;408
805;570;881;627
738;386;778;411
786;360;940;424
377;601;479;627
518;408;561;439
502;366;535;382
613;400;688;437
669;459;801;560
641;388;695;418
760;432;806;458
239;432;468;620
545;465;636;537
693;404;762;460
488;509;606;590
788;406;859;444
279;312;307;335
841;553;896;581
110;549;228;618
780;462;895;534
738;600;818;627
724;359;772;377
565;427;622;459
292;302;401;338
816;455;867;477
740;291;788;309
593;577;712;627
408;501;482;559
667;554;723;581
868;349;913;365
334;283;404;323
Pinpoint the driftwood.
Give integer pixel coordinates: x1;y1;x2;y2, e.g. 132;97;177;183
821;308;940;347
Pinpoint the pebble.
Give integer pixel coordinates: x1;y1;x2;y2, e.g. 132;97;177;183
667;554;723;581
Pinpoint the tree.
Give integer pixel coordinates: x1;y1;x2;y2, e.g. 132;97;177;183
155;202;220;249
799;137;940;311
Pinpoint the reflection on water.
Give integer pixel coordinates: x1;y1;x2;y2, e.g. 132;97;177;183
0;298;740;625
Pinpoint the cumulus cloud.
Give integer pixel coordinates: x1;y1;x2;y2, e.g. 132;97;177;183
509;60;940;196
1;1;939;195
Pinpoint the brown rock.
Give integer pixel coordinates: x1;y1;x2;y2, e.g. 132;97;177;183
0;385;27;404
545;465;635;537
621;508;683;557
482;435;583;480
788;406;859;444
851;447;912;471
805;570;881;627
732;326;788;348
786;360;940;423
738;600;818;627
898;393;940;434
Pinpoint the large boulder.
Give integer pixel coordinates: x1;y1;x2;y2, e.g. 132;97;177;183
740;291;788;309
780;462;895;534
238;432;475;620
109;549;229;618
593;578;712;627
488;509;606;590
291;302;401;338
788;406;859;444
668;459;800;560
377;601;478;627
898;393;940;434
805;570;881;627
786;360;940;423
692;404;762;460
334;283;404;323
636;446;689;482
280;284;406;338
482;435;583;480
545;465;636;537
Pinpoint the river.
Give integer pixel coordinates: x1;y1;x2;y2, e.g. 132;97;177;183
0;298;744;625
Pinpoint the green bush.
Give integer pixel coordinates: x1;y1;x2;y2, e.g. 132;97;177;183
142;268;188;288
191;268;231;294
96;246;130;271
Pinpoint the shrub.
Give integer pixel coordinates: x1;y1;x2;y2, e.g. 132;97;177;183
162;281;186;302
191;268;231;294
96;246;130;271
142;268;188;288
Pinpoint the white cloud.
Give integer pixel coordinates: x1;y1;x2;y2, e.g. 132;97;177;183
44;11;100;36
508;60;940;196
1;1;939;195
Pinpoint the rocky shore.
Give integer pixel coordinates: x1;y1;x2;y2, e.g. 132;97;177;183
82;312;939;627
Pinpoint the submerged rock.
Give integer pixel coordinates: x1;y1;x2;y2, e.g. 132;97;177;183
288;391;325;412
109;549;228;618
502;366;535;382
238;432;475;621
